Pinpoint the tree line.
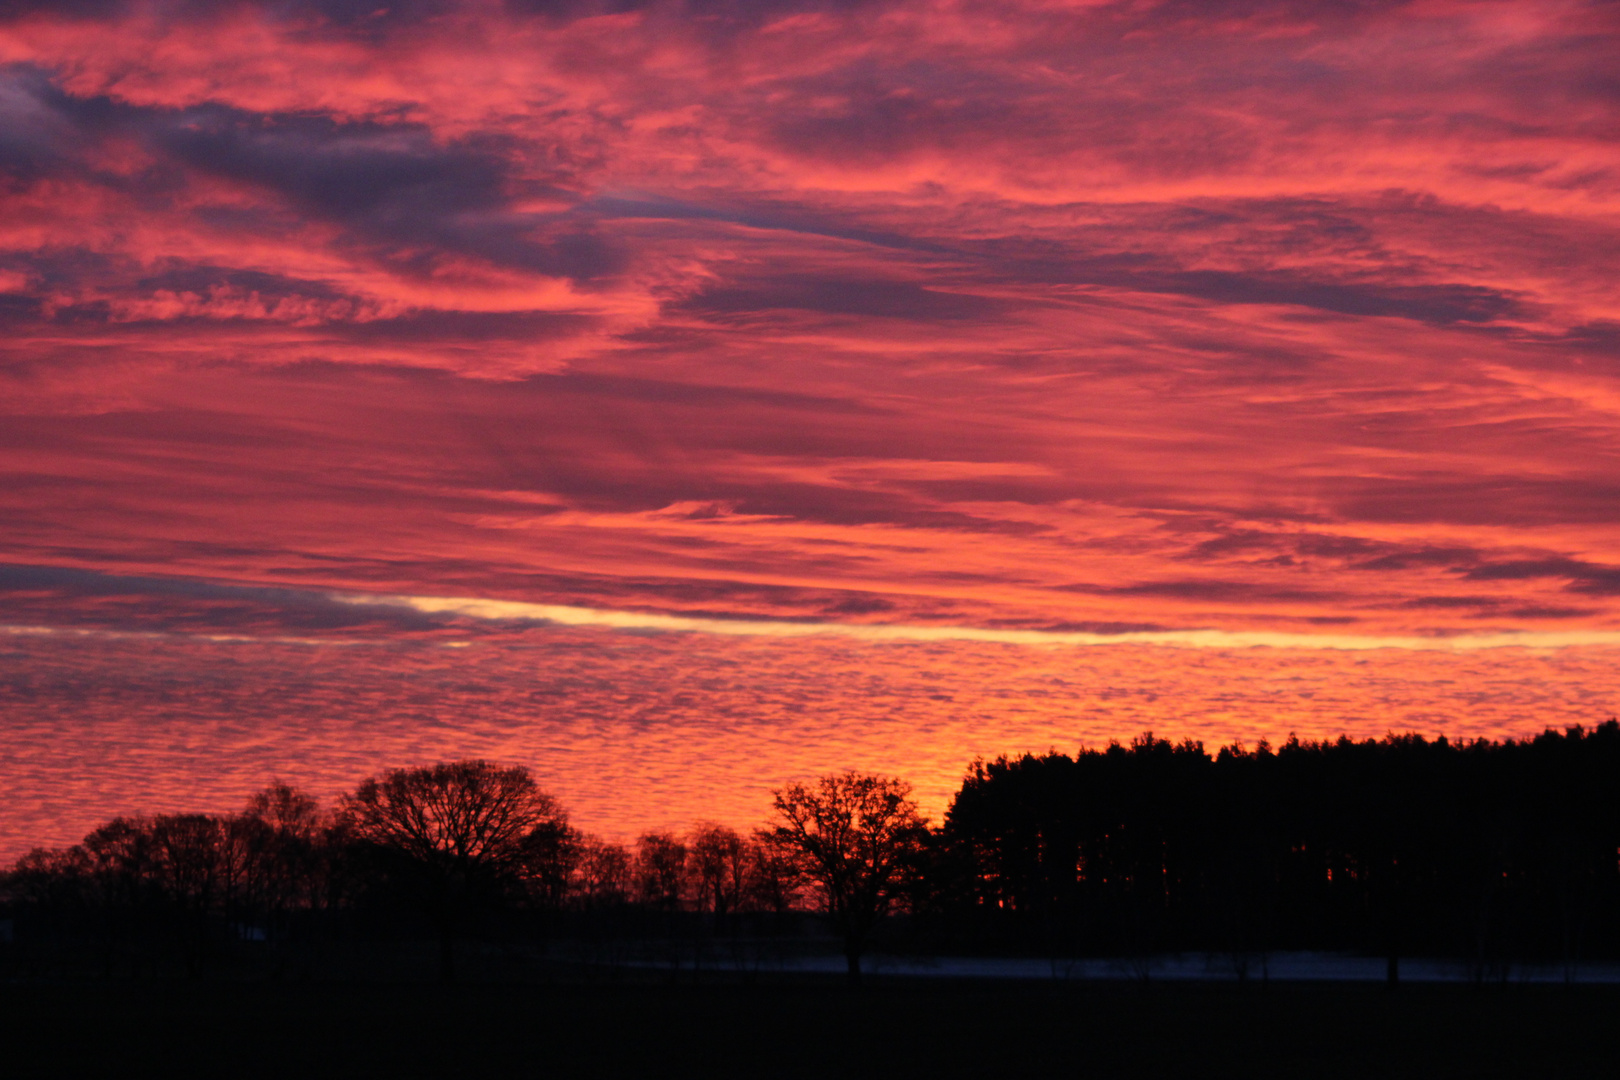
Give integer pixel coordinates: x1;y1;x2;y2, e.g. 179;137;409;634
5;723;1620;983
1;762;919;982
938;723;1620;981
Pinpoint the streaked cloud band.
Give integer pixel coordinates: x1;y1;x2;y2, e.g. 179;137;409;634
340;592;1620;652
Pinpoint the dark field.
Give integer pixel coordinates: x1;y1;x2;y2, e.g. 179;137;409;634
2;976;1615;1078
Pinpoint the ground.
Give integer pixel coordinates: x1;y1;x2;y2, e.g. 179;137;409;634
2;974;1615;1078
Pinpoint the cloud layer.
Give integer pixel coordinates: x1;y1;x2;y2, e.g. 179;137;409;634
6;617;1619;857
2;0;1619;848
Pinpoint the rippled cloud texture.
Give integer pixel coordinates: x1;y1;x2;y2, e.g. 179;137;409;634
2;0;1619;850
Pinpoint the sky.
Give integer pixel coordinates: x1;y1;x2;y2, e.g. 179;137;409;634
2;0;1619;854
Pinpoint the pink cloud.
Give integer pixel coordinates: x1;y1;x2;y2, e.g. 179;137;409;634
2;0;1620;848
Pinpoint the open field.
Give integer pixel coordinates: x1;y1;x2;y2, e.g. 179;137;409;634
2;975;1616;1078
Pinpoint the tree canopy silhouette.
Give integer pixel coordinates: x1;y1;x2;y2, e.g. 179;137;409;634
938;724;1620;973
343;760;574;981
8;726;1620;982
765;771;929;983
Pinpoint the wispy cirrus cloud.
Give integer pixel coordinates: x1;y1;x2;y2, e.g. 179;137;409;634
4;0;1620;853
13;561;1620;649
0;15;1616;622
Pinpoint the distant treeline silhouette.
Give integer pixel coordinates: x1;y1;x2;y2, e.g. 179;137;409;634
4;724;1619;982
936;724;1620;980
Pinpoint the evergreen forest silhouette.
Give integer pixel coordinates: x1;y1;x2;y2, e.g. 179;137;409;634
6;723;1620;984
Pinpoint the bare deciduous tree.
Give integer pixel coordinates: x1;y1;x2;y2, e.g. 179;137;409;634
234;782;325;928
343;759;571;981
744;834;801;915
573;836;633;908
634;831;688;911
687;823;748;925
246;782;321;838
765;771;929;983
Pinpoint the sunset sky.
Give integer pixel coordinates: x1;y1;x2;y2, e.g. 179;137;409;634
3;0;1619;854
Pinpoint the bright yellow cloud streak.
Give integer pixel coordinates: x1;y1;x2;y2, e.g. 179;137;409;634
339;591;1620;652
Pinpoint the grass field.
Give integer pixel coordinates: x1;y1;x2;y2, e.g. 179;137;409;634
2;974;1616;1078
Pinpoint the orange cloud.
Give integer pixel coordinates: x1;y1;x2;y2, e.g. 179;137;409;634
3;0;1619;852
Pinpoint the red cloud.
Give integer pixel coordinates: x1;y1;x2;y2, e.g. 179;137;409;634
2;0;1619;852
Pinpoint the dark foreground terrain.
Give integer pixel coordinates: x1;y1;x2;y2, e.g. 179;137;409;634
2;975;1615;1079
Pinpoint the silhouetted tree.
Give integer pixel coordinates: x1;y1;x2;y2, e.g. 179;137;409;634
634;831;688;912
518;815;582;911
343;760;572;981
9;728;1620;978
937;724;1620;967
573;837;633;909
147;814;227;971
78;816;160;971
4;845;91;944
743;834;802;916
233;782;326;939
687;823;748;926
766;771;928;983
